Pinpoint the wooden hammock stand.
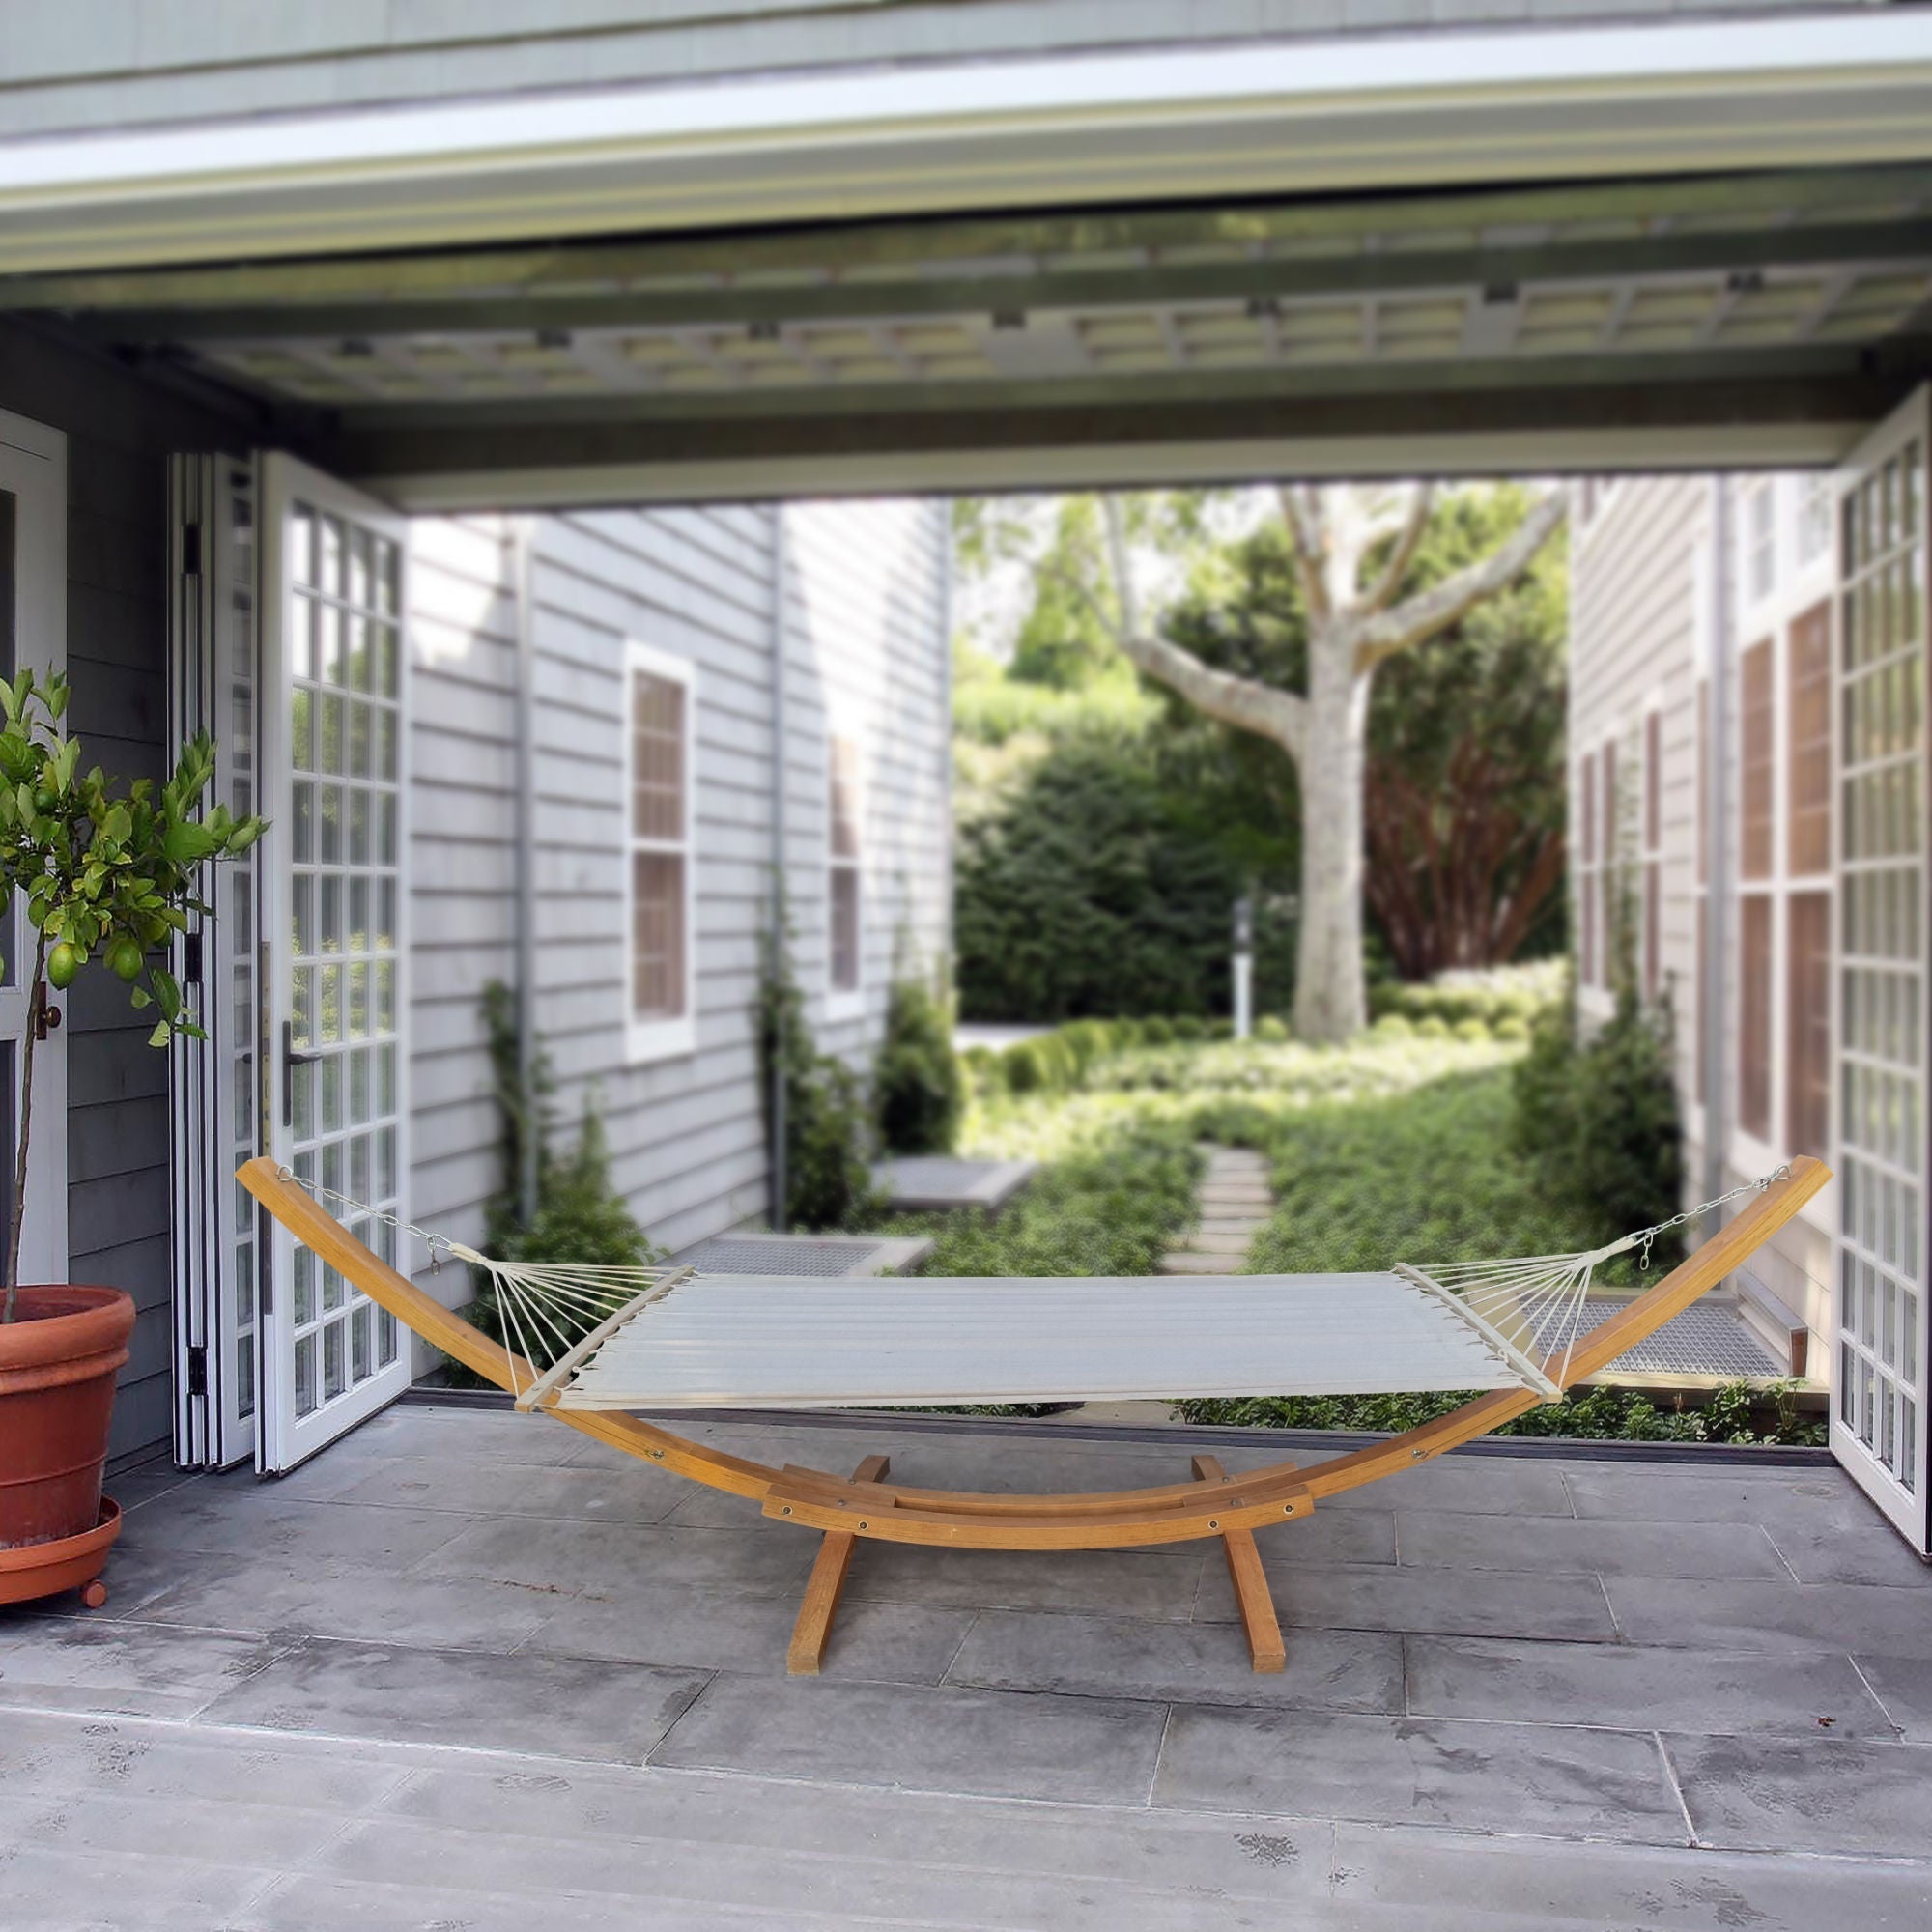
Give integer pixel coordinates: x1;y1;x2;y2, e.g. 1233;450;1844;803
241;1154;1827;1675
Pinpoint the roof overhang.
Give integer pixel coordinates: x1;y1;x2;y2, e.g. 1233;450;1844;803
5;12;1932;504
4;13;1931;272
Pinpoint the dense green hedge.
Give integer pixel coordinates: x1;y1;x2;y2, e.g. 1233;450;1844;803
953;741;1294;1022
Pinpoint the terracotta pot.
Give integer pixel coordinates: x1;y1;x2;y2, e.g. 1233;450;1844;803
0;1286;135;1558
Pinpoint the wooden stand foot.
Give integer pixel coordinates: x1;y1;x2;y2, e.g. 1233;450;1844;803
786;1454;890;1675
1193;1454;1287;1673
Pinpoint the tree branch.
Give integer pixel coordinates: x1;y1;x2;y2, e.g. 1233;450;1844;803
1355;483;1435;616
1102;496;1308;763
1352;490;1567;672
1277;485;1330;621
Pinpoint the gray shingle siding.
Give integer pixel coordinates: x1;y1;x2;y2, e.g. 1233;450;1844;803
404;497;950;1344
0;317;255;1463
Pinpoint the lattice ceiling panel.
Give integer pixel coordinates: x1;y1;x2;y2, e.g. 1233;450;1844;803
194;256;1932;411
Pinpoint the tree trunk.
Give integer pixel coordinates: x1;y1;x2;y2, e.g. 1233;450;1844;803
1293;639;1372;1045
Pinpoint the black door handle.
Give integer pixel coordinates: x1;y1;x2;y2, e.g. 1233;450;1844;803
282;1020;321;1127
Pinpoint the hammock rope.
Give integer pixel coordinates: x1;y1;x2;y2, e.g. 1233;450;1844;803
271;1162;1791;1408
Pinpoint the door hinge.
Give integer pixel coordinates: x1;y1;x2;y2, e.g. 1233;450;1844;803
182;930;203;986
185;1346;208;1400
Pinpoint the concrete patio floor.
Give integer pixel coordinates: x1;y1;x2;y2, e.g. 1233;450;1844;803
4;1402;1932;1929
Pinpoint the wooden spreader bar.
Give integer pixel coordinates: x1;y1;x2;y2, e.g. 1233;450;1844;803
239;1155;1829;1677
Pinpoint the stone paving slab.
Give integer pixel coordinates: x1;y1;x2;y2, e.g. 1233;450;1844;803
198;1634;708;1764
945;1608;1405;1712
652;1673;1168;1804
1209;1560;1622;1643
523;1577;975;1682
1602;1575;1932;1657
0;1614;297;1721
1394;1508;1791;1580
1852;1652;1932;1742
1153;1705;1686;1841
1666;1731;1932;1856
1405;1634;1897;1737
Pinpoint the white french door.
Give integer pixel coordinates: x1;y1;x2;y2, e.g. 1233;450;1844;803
258;454;412;1473
168;455;264;1468
0;410;68;1287
1832;386;1932;1550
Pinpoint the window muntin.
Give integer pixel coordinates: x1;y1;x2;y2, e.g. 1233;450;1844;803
828;733;862;995
1740;639;1775;880
1577;748;1599;987
1746;480;1776;604
1796;473;1833;569
623;645;696;1058
1787;891;1830;1159
1788;600;1831;877
1738;894;1774;1141
1600;739;1618;985
1641;708;1662;1001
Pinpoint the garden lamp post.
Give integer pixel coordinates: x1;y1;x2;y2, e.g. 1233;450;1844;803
1233;895;1254;1042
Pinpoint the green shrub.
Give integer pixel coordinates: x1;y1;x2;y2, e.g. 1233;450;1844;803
1492;1015;1529;1042
1511;976;1685;1258
1372;1013;1414;1038
1141;1016;1175;1046
1111;1017;1144;1048
1254;1014;1290;1044
1178;1379;1820;1445
460;981;662;1379
1059;1018;1112;1074
874;977;965;1155
1003;1040;1045;1094
760;937;883;1230
1207;1017;1234;1041
954;739;1291;1021
1453;1016;1492;1043
1414;1015;1450;1040
903;1127;1202;1279
1171;1015;1207;1042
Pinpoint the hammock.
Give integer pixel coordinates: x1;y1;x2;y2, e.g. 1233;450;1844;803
238;1153;1827;1678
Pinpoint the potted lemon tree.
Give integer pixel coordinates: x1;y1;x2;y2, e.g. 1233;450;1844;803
0;670;262;1607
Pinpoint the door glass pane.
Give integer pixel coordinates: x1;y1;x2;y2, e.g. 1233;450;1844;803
1836;429;1929;1509
279;492;408;1447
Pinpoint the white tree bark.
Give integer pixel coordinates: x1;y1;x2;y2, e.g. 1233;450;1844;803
1098;484;1566;1045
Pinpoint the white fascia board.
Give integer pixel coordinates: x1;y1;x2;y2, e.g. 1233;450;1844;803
3;13;1932;273
374;419;1871;517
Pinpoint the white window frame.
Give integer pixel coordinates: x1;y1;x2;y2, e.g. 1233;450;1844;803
1637;691;1666;1007
622;639;698;1065
1742;475;1779;611
825;726;865;1020
1577;727;1622;1023
1725;472;1834;1236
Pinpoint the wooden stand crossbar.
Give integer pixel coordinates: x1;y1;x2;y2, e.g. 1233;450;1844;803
238;1154;1831;1678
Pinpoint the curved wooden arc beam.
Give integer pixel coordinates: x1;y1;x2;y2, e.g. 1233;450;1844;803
240;1154;1828;1550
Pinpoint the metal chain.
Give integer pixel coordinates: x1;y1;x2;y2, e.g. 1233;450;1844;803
275;1165;462;1271
1632;1164;1791;1272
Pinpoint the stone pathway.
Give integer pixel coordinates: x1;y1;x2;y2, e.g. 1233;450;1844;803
1162;1143;1274;1274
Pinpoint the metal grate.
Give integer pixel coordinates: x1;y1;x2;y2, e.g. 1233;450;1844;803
1537;1302;1784;1379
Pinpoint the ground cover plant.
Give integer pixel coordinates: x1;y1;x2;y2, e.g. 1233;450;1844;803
954;1016;1819;1446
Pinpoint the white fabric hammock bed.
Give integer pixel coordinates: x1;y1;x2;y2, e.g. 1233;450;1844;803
530;1270;1555;1411
240;1154;1827;1677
